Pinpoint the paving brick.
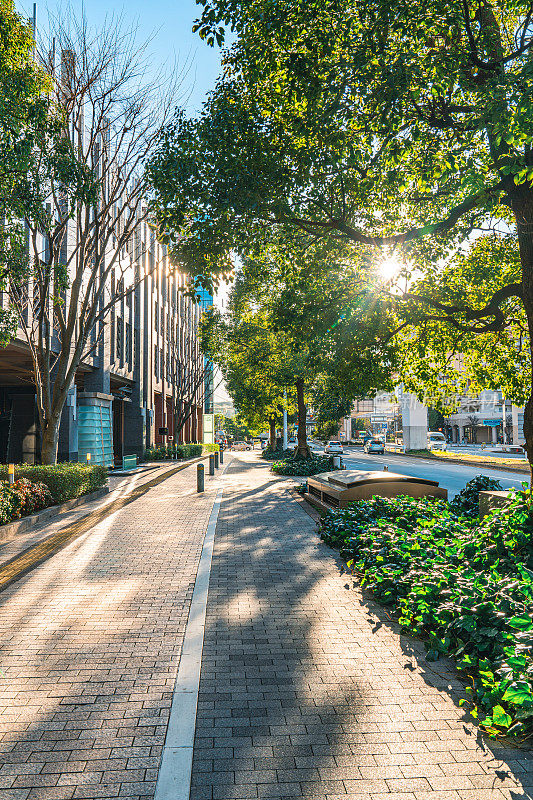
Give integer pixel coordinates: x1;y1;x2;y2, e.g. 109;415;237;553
1;452;530;800
0;465;219;800
189;453;532;800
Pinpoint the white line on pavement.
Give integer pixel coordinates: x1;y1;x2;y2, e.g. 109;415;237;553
154;486;223;800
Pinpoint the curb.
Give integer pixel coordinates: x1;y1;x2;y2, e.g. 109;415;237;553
0;455;211;595
383;450;530;475
0;487;110;545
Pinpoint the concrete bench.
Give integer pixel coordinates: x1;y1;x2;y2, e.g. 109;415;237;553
306;469;447;510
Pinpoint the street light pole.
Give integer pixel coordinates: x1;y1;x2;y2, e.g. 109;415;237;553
502;392;507;445
283;389;288;450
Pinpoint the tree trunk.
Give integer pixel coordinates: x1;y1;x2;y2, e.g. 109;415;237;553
269;416;277;450
512;192;533;482
40;415;61;465
294;377;311;459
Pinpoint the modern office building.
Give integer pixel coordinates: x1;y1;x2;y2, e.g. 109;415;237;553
0;230;205;466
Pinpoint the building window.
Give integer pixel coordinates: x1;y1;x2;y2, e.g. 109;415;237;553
160;349;164;380
125;322;132;368
154;302;159;331
116;318;123;364
154;345;158;379
110;314;115;362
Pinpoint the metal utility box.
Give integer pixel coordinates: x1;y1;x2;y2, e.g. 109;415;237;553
306;469;447;510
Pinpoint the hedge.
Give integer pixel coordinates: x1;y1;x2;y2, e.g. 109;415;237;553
262;447;293;461
271;455;335;476
0;478;53;526
143;443;218;461
0;463;108;504
319;478;533;737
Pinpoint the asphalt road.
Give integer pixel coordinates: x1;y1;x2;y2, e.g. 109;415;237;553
311;444;528;498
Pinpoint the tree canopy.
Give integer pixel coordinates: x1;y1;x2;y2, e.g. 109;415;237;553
150;0;533;465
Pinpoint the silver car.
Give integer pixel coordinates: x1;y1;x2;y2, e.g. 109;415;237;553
325;440;343;454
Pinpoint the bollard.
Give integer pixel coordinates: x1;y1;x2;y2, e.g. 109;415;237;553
209;454;215;476
219;447;224;465
8;463;14;486
197;463;204;492
214;451;219;469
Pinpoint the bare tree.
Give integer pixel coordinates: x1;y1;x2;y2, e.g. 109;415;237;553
168;323;222;442
8;13;180;463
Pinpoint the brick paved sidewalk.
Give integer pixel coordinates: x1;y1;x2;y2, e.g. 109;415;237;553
191;452;533;800
0;461;222;800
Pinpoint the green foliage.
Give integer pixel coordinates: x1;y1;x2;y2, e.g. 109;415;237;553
261;447;293;461
12;477;53;516
320;483;533;736
398;236;529;408
143;444;205;461
150;0;533;459
0;484;21;525
0;464;107;504
271;455;335;476
0;478;54;525
450;475;503;517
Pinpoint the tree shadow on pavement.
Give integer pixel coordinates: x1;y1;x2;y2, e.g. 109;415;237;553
191;453;533;800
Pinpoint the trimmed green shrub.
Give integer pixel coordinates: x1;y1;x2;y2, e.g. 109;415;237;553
0;484;21;525
0;464;108;504
13;478;53;515
262;447;293;460
450;474;503;516
319;482;533;737
143;443;205;461
271;455;335;476
202;443;220;453
0;478;54;525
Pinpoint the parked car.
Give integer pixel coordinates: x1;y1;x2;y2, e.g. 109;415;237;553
427;431;447;451
232;441;251;451
364;438;385;454
287;437;297;450
325;440;343;454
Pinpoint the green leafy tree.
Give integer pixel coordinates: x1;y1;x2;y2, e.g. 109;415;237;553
151;0;533;469
397;235;529;412
0;0;50;342
201;302;291;448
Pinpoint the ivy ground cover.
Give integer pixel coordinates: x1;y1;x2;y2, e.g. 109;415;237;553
319;478;533;737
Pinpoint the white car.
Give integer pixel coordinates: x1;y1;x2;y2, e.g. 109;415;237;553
427;432;447;451
325;440;343;454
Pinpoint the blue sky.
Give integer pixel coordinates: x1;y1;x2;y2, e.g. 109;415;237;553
16;0;224;115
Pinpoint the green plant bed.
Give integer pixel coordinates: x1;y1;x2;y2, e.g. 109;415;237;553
261;447;293;461
0;463;108;504
271;455;335;476
319;478;533;737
